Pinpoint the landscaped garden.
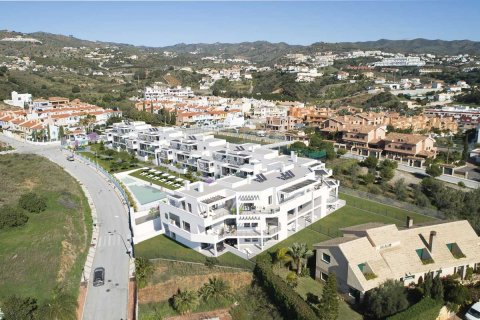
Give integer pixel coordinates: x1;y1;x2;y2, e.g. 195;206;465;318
78;142;140;172
0;153;91;318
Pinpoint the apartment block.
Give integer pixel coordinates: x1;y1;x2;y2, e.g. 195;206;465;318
160;152;342;258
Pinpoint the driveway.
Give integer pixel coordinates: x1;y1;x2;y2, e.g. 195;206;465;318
0;134;132;320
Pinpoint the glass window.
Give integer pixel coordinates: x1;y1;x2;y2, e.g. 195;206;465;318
322;253;331;264
321;272;329;281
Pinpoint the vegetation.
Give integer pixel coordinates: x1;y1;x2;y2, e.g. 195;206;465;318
135;234;254;270
288;243;313;275
18;192;47;213
364;279;409;319
135;258;154;289
172;289;199;315
254;255;318;320
386;297;443;320
0;205;29;229
318;273;339;320
0;154;91;306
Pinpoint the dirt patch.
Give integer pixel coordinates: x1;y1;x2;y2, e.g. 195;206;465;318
165;308;232;320
139;272;253;304
22;178;39;191
57;240;76;283
58;191;79;210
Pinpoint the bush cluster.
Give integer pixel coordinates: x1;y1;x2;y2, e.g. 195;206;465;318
18;192;47;213
0;205;29;229
387;297;442;320
254;255;318;320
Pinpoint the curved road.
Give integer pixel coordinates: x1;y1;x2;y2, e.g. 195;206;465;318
0;135;131;320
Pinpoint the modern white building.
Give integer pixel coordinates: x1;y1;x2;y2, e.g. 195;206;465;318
106;120;343;258
160;152;341;258
374;57;426;67
4;91;32;108
144;85;194;100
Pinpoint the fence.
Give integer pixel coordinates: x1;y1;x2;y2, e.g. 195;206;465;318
148;256;254;271
339;186;445;220
280;146;327;160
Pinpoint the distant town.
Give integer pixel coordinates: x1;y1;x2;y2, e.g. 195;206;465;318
1;29;480;320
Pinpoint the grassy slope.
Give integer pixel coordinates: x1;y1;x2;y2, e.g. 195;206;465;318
0;154;91;303
135;235;254;270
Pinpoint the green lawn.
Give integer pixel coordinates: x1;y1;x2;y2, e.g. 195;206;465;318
0;154;91;303
275;267;363;320
339;193;436;224
78;143;139;172
267;193;437;254
135;235;254;270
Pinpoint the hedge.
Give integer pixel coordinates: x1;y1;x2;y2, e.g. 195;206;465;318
387;297;443;320
254;255;318;320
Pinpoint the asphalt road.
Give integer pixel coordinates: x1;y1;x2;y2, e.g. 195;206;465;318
0;135;131;320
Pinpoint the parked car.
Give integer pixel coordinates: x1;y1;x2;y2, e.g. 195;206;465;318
466;302;480;320
66;155;74;161
93;267;105;287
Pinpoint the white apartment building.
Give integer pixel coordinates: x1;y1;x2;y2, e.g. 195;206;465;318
160;151;341;258
106;120;343;258
4;91;32;108
144;85;194;100
374;57;426;67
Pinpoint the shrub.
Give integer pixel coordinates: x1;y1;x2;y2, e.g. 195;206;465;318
286;271;298;287
135;258;154;288
18;193;47;213
336;149;347;156
426;164;442;178
364;279;409;319
363;156;379;169
386;297;442;320
0;205;29;229
254;255;318;320
204;257;219;269
1;295;38;320
465;267;474;281
458;181;466;188
367;184;382;195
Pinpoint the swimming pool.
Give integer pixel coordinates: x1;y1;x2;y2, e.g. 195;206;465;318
118;175;166;205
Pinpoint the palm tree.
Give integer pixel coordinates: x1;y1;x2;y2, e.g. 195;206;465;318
198;277;231;301
172;289;199;315
39;287;77;320
275;247;293;267
288;242;313;275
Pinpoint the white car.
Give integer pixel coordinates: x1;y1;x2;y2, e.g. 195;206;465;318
466;302;480;320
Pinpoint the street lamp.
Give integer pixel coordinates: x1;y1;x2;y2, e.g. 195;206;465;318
108;230;131;257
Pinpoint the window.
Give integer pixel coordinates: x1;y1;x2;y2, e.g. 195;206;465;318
188;203;192;213
245;239;251;243
268;196;272;205
320;272;329;281
183;221;191;232
164;213;168;219
322;253;331;264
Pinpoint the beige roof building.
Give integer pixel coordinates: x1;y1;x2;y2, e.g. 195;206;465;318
314;220;480;300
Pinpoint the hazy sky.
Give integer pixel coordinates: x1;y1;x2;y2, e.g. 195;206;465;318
1;1;479;47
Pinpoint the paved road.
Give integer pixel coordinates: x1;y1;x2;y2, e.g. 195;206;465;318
341;153;480;189
0;135;131;320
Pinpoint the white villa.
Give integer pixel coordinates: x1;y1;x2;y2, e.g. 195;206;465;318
314;219;480;301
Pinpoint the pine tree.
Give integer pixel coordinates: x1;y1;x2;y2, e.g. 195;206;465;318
318;272;339;320
423;273;433;297
431;274;444;302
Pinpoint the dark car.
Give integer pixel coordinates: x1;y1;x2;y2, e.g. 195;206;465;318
93;267;105;287
66;155;74;161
